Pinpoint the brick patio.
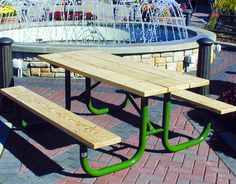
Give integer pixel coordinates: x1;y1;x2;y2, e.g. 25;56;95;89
0;46;235;183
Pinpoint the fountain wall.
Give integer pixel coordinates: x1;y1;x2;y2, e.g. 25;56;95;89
15;48;200;78
10;24;216;78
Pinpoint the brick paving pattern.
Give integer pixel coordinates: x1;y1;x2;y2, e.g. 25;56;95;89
0;48;235;184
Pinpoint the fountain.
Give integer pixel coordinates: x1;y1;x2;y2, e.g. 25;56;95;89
0;0;216;76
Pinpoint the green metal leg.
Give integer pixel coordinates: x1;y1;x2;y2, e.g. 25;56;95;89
80;98;149;177
146;120;163;136
86;77;129;115
162;93;211;152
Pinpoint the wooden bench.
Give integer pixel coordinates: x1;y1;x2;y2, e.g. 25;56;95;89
211;14;236;36
0;86;121;149
172;90;236;115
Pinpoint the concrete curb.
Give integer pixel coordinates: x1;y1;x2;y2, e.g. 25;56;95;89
0;116;12;157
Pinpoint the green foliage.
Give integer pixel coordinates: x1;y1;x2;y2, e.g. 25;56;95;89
0;5;17;17
205;12;219;29
214;0;236;14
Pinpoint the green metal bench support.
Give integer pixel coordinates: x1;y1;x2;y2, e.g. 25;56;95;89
80;97;149;177
64;72;129;113
85;77;129;115
64;74;212;176
162;93;212;152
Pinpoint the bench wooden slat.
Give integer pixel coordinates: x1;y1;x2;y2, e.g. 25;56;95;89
37;54;168;97
0;86;121;149
72;50;209;88
172;90;236;115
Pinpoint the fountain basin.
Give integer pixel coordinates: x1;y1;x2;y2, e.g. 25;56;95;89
7;22;215;53
5;22;215;76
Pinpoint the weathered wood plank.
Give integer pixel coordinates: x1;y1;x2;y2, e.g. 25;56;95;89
59;52;189;92
0;86;121;149
77;51;209;88
172;90;236;115
37;54;168;97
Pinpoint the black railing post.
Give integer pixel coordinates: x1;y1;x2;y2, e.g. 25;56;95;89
0;37;14;111
197;38;214;96
185;9;192;26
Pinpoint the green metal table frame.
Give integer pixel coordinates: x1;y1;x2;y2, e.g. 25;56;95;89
64;71;211;177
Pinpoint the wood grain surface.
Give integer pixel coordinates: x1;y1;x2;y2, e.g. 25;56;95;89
172;90;236;115
38;51;209;97
0;86;121;149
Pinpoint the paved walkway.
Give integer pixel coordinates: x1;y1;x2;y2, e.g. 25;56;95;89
0;47;235;184
0;5;236;184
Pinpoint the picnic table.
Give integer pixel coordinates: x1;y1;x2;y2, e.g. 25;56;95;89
3;50;232;176
36;50;211;174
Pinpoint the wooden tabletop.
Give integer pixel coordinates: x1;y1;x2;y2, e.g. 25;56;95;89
38;50;209;97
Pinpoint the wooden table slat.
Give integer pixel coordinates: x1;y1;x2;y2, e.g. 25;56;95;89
38;54;168;97
59;52;190;92
38;50;209;97
77;51;209;88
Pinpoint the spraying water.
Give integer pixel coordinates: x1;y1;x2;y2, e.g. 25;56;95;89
0;0;190;45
